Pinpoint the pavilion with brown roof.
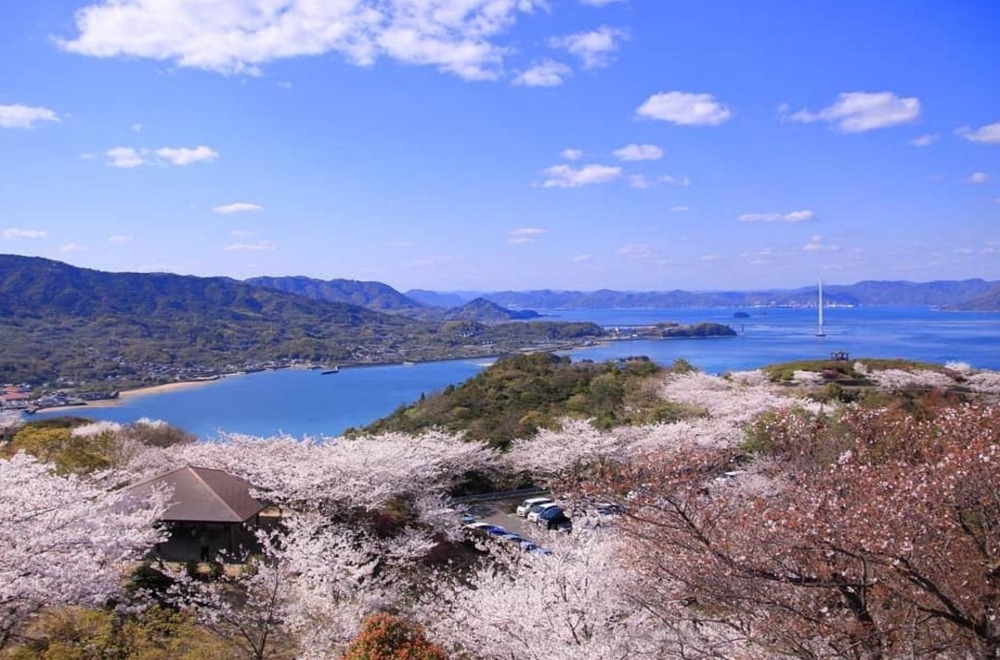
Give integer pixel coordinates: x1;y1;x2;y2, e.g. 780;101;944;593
125;465;268;562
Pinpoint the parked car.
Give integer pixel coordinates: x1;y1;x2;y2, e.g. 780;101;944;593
463;522;507;537
534;506;566;526
543;511;572;531
516;496;553;517
527;502;561;523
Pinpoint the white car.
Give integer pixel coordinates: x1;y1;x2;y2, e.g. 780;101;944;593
516;497;553;517
527;502;561;523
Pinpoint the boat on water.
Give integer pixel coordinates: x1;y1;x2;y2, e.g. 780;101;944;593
816;279;826;337
321;366;340;375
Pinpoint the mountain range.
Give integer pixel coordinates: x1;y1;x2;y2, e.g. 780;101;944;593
251;274;1000;313
0;255;601;385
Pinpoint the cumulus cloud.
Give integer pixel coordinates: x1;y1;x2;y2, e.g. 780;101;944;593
222;241;275;251
788;91;920;132
671;205;689;212
957;121;1000;145
59;0;547;81
105;145;218;167
550;25;626;69
214;202;264;215
508;227;548;244
59;243;88;253
966;171;989;184
154;145;218;165
909;133;938;147
106;147;145;168
613;143;663;161
561;148;583;161
513;60;571;87
0;104;59;129
637;91;731;126
738;209;815;223
572;254;593;263
542;163;622;188
3;228;47;239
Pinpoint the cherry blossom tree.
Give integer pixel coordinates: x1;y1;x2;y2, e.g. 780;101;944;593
0;453;166;649
606;403;1000;658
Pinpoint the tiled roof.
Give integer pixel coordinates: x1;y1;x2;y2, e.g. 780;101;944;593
124;466;266;523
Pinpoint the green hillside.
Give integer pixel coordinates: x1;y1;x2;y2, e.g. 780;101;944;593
0;255;603;386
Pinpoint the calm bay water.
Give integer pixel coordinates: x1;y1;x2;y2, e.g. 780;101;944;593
35;307;1000;438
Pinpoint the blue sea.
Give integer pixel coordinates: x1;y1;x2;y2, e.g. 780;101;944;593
34;307;1000;438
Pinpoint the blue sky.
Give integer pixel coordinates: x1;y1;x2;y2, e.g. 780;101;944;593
1;0;998;292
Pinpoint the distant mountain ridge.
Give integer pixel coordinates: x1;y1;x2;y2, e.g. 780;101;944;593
253;276;1000;312
0;255;603;384
443;297;542;322
247;275;430;315
475;279;1000;310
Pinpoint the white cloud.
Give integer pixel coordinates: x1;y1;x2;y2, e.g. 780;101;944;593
572;254;593;263
699;254;723;262
803;235;824;251
106;147;145;168
628;174;651;189
154;145;218;165
3;228;47;240
60;0;547;81
618;243;652;258
789;91;920;132
222;241;275;251
131;122;143;133
738;209;815;223
214;202;264;215
561;148;583;161
104;145;219;167
613;143;663;161
659;175;690;187
550;25;626;69
108;235;134;243
542;163;622;188
957;121;1000;145
508;227;547;244
231;230;254;237
637;91;731;126
513;60;571;87
671;205;689;212
59;243;88;254
966;171;989;184
909;133;938;147
0;104;59;129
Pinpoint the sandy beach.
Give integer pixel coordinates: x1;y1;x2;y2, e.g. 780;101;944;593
33;378;225;413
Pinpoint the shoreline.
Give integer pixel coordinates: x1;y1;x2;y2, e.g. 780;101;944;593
31;378;227;413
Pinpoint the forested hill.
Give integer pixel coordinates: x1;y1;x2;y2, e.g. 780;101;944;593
247;275;431;315
354;353;697;448
0;255;602;384
949;284;1000;311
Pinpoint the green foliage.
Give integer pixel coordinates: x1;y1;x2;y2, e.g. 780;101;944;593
358;354;669;448
5;424;113;475
1;606;233;660
764;357;948;384
0;255;604;386
341;613;448;660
